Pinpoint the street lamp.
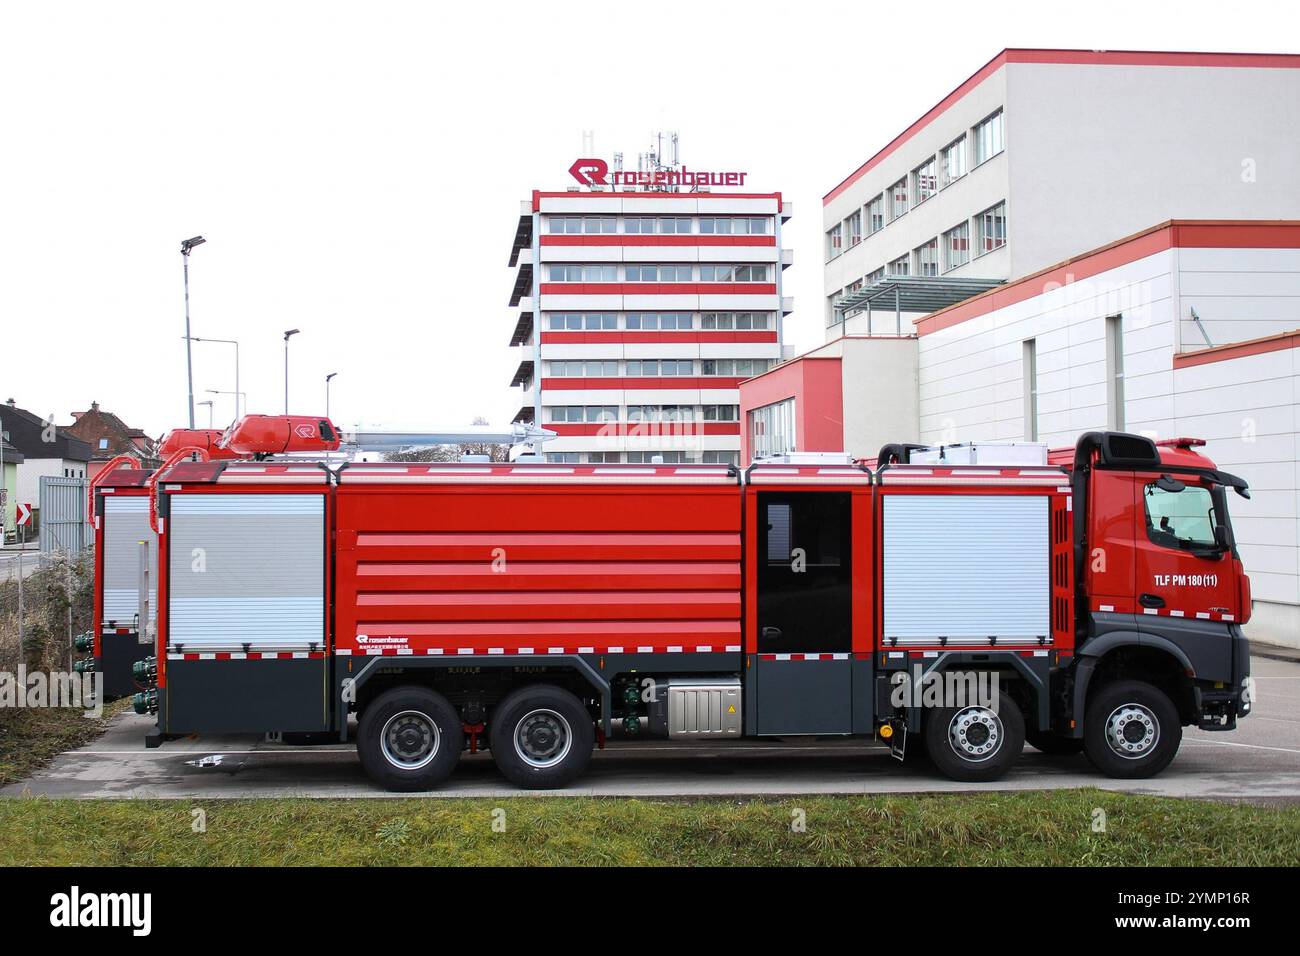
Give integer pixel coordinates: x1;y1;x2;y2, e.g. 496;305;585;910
206;389;247;423
325;372;338;418
180;235;206;429
283;329;300;414
197;400;215;428
187;336;242;418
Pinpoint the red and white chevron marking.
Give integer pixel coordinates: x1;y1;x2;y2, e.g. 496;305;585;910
167;651;326;661
1095;603;1235;622
758;652;850;662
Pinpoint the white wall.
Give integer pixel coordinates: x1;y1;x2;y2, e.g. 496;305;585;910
917;244;1300;648
16;458;84;508
840;337;920;459
1007;62;1300;278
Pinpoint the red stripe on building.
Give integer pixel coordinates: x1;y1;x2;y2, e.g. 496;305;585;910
540;283;778;296
541;235;776;247
541;331;778;344
544;423;741;437
541;377;746;390
1173;329;1300;369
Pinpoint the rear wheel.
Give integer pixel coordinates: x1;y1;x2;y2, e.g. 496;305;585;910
357;687;463;791
924;689;1025;782
489;684;594;789
1083;680;1181;779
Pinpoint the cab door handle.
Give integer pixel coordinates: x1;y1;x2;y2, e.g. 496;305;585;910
761;626;782;640
1140;593;1165;609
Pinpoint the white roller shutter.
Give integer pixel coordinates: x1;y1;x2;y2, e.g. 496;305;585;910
168;494;324;650
883;494;1049;645
102;496;157;626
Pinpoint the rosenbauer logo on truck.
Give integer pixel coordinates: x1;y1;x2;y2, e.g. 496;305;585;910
568;157;749;188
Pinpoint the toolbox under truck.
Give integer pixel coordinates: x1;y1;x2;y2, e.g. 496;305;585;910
135;428;1253;789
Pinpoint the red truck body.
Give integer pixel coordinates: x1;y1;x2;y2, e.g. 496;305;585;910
129;430;1253;790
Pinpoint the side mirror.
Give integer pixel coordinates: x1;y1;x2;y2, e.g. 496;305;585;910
1214;524;1233;551
1155;474;1186;493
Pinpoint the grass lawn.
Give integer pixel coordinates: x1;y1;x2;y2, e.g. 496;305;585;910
1;790;1297;866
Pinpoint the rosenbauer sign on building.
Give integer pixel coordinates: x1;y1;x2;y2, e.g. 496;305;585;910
568;157;749;189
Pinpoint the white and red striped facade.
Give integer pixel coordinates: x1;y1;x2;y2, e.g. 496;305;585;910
508;189;793;465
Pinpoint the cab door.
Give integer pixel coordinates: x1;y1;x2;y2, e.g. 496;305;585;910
753;491;854;735
1132;474;1236;676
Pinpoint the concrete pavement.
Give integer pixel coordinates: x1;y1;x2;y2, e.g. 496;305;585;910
4;655;1298;802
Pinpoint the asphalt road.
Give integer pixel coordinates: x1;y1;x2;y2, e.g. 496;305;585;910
5;654;1299;802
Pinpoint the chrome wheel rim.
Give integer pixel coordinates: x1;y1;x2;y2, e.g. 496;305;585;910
1105;703;1159;759
381;710;440;770
948;706;1002;762
514;708;572;769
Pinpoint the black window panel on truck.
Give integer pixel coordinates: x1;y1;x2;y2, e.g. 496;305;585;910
162;491;330;734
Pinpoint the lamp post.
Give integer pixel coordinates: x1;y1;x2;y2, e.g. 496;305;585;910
325;372;337;418
197;400;215;428
187;336;242;418
206;389;247;423
180;236;206;428
283;329;300;414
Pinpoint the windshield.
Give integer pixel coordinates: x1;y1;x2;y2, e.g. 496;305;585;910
1143;481;1220;551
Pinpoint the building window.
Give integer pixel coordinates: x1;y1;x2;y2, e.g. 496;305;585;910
939;135;966;188
703;451;739;465
911;157;937;206
627;312;692;330
547;452;580;463
547;360;617;377
701;264;769;283
976;202;1006;255
626;264;691;282
973;109;1004;166
750;398;796;459
547;216;615;234
943;221;970;271
1023;339;1038;442
888;255;910;277
701;312;772;330
625;217;656;234
888;178;908;221
865;266;885;284
1106;314;1125;431
701;217;767;234
547;312;615;330
703;405;740;422
846;210;862;246
627;359;694;377
98;438;109;449
865;195;884;235
586;452;620;463
914;238;939;277
702;358;772;377
826;223;842;260
548;264;617;282
626;451;695;464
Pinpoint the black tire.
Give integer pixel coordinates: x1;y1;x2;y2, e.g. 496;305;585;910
357;686;463;792
1026;731;1085;756
489;684;594;789
924;689;1025;783
1083;680;1181;779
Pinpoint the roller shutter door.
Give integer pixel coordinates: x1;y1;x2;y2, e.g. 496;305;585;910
882;494;1049;645
102;496;157;626
168;494;324;650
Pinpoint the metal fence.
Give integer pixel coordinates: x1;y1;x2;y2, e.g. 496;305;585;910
38;475;91;557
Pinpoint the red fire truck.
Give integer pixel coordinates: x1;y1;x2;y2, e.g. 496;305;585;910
128;426;1253;790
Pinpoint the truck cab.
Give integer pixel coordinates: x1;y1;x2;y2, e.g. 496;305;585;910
1050;432;1253;774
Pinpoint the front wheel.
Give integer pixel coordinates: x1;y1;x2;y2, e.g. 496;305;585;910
924;689;1025;783
489;685;594;789
357;687;463;791
1083;680;1181;779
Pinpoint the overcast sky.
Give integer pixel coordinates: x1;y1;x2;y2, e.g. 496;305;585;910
1;0;1291;438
